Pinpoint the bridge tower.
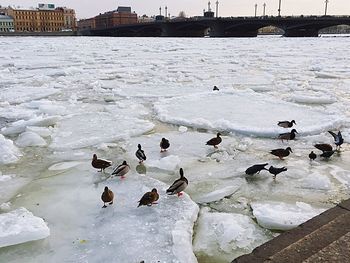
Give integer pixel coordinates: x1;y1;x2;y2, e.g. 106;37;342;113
263;3;266;16
278;0;281;16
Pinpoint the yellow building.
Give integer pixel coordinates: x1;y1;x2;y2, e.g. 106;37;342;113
6;4;75;32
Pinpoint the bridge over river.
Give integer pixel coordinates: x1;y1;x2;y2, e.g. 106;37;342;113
81;16;350;37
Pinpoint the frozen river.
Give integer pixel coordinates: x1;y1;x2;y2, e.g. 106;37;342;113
0;35;350;263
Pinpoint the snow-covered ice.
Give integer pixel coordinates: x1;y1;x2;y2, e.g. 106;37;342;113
0;207;50;248
15;131;47;147
251;201;326;231
0;134;22;164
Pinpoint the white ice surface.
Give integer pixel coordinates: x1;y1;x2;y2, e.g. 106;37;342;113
0;174;29;204
0;207;50;248
251;201;326;231
0;87;59;104
193;208;268;262
48;161;82;171
15;131;47;147
154;90;343;137
0;135;22;164
50;112;154;150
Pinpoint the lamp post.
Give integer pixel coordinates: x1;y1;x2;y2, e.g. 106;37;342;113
165;6;168;18
324;0;329;16
278;0;282;16
159;6;162;16
216;1;219;18
263;3;266;16
255;3;258;17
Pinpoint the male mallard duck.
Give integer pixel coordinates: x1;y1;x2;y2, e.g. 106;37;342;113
213;86;219;91
320;150;335;159
245;163;268;175
328;131;344;150
92;154;112;172
135;144;147;163
278;129;298;141
160;138;170;152
314;143;333;152
166;168;188;197
277;120;296;128
111;161;130;179
270;147;292;160
206;133;222;148
138;188;159;207
309;151;317;161
101;186;114;208
268;166;287;180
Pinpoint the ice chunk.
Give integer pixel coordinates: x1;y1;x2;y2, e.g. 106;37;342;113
289;95;336;105
26;126;52;138
2;116;60;136
194;185;241;204
154;90;342;137
15;131;47;147
50;112;154;150
147;155;181;171
0;135;22;164
0;174;29;204
0;87;59;104
299;173;332;190
194;209;269;262
251;201;326;231
48;161;82;171
179;126;188;133
0;207;50;248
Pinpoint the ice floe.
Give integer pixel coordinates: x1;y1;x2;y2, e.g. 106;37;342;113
0;207;50;248
0;135;22;164
15;131;47;147
251;201;326;231
154;91;343;137
194;208;269;262
0;174;29;204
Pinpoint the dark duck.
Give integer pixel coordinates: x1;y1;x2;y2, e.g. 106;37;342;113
160;138;170;152
268;166;287;180
92;154;112;172
328;131;344;150
277;120;296;128
206;133;222;148
138;188;159;207
135;144;147;163
166;168;188;197
309;151;317;161
278;129;298;142
112;161;130;179
270;147;292;160
245;163;268;176
314;143;333;152
101;186;114;208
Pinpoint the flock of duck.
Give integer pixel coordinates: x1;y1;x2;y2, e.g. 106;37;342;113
245;119;344;180
93;118;343;208
93;137;189;208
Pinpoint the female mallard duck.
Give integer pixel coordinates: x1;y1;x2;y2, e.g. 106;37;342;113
138;188;159;207
245;163;268;176
268;166;287;180
135;144;147;163
314;143;333;152
309;151;317;161
112;161;130;179
166;168;188;197
277;120;296;128
278;129;298;142
270;147;292;160
160;138;170;152
92;154;112;172
101;186;114;208
206;133;222;148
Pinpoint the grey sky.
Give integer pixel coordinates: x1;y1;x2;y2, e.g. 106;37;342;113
1;0;349;19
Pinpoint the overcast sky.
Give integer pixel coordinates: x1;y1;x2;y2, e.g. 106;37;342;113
1;0;349;19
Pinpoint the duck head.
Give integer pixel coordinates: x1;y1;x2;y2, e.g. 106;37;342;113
291;129;298;134
122;160;127;165
179;168;184;177
138;144;142;150
286;147;293;153
93;154;97;160
217;132;221;137
151;188;158;193
104;186;109;192
291;120;296;125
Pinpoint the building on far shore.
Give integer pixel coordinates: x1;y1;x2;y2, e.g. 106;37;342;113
78;6;137;31
2;3;76;32
0;14;14;32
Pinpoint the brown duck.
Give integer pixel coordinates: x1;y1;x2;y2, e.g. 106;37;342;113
92;154;112;172
278;129;298;142
206;133;222;148
309;151;317;161
160;138;170;152
101;186;114;208
138;188;159;207
166;168;188;197
314;143;333;152
270;147;292;160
